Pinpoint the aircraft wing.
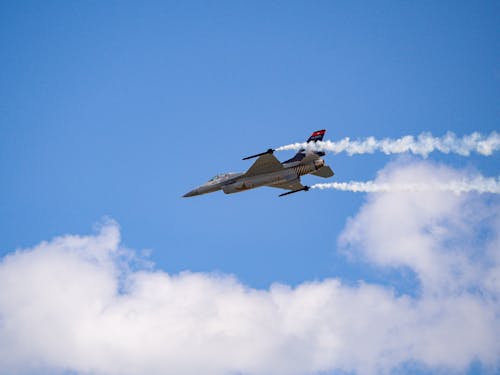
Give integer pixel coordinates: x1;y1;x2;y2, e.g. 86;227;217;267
244;154;284;177
267;179;305;191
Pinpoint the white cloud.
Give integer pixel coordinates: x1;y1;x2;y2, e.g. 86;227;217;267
0;161;499;375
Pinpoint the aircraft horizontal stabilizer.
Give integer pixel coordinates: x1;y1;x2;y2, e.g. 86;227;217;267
311;165;334;178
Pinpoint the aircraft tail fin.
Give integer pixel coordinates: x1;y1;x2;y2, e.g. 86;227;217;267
283;129;326;163
306;129;326;143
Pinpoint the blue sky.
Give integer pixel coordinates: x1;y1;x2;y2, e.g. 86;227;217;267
0;2;499;375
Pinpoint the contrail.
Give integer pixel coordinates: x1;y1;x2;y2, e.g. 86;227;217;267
311;176;500;194
276;131;500;157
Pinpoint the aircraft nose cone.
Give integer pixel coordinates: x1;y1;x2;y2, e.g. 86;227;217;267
183;188;199;198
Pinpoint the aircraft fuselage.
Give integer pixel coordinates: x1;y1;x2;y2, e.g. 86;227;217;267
183;158;325;197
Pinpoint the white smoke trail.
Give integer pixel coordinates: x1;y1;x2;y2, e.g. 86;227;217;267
311;176;500;194
276;131;500;157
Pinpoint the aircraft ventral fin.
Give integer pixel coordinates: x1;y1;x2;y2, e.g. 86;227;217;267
244;154;284;177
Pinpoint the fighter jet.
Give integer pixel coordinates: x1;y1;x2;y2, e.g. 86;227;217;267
183;129;334;197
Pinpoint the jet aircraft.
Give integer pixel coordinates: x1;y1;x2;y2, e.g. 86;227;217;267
183;130;334;197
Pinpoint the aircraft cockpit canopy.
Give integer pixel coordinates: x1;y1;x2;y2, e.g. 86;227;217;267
208;172;240;182
208;173;232;182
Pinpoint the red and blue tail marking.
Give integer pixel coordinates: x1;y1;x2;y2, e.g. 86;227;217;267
306;129;326;143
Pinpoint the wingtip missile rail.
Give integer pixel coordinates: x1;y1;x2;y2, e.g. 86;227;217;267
278;186;310;197
242;148;275;160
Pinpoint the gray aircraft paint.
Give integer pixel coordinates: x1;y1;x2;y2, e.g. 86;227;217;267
183;153;333;198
